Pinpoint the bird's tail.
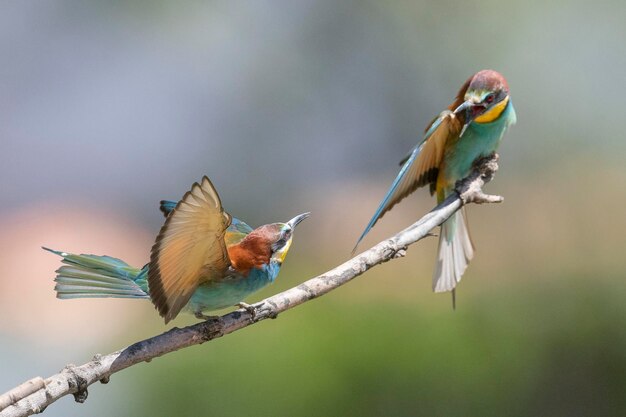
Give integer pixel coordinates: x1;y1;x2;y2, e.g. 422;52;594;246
432;209;475;299
43;247;150;299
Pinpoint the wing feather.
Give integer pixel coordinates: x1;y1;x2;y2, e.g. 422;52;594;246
353;76;472;250
148;176;232;323
354;111;462;251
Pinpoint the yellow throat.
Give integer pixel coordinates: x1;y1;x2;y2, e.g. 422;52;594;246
474;96;509;124
275;238;292;264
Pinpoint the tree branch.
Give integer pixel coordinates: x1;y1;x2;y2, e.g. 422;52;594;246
0;154;502;417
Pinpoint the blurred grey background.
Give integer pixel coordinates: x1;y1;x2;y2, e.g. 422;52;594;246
1;1;625;416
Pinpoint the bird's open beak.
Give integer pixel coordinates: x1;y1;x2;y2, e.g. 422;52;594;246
454;100;486;124
453;100;473;115
287;212;311;229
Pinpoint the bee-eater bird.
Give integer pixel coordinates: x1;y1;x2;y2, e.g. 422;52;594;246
45;176;310;323
354;70;516;304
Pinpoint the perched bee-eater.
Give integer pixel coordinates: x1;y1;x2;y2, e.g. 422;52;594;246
45;176;310;323
355;70;516;304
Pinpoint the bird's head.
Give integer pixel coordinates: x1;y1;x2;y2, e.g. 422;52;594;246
268;212;310;265
454;69;510;125
234;212;310;271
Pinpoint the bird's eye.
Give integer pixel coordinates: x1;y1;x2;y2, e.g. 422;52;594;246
273;231;291;251
272;238;286;252
484;94;495;104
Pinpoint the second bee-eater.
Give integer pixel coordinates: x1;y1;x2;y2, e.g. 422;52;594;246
45;176;310;323
355;70;516;304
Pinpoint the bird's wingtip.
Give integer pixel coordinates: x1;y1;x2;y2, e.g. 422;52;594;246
351;228;370;257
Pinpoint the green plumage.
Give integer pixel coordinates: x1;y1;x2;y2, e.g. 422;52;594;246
44;247;149;299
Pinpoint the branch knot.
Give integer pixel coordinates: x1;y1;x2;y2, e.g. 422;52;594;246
63;365;89;404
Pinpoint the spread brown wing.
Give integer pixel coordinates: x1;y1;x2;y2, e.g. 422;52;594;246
381;75;473;213
397;75;471;167
391;75;472;203
354;111;463;249
354;77;472;250
393;110;464;206
414;110;464;195
148;176;232;323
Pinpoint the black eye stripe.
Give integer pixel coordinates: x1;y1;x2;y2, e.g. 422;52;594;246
272;229;292;251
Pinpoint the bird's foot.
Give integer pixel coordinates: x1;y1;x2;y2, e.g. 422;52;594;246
472;152;498;171
237;302;262;320
194;311;222;323
466;192;504;204
457;153;504;204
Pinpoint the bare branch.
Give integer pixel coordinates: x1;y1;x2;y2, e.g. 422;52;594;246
0;154;501;417
0;379;45;412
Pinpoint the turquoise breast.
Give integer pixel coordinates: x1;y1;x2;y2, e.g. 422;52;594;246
185;261;281;313
443;100;516;188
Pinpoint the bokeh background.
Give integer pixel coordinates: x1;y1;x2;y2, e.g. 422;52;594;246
1;1;626;416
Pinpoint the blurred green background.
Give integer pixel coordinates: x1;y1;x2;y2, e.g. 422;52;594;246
1;1;626;416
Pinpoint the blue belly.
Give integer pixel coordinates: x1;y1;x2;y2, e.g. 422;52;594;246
185;262;281;313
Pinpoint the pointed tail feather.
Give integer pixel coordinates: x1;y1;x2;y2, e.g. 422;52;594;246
432;210;474;293
43;247;149;299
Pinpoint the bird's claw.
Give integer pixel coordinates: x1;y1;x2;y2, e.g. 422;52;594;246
194;311;222;323
392;248;407;259
457;153;503;204
237;302;262;320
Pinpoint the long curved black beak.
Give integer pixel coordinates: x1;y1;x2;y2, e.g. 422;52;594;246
453;100;473;115
287;212;311;229
454;100;485;123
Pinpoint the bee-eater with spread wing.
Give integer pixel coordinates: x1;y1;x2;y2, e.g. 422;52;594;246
45;176;310;323
354;70;516;304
